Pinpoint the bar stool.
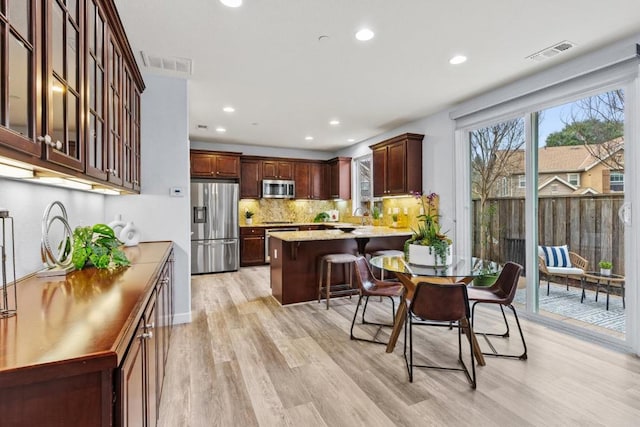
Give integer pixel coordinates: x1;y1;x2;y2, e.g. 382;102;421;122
368;249;404;280
318;253;358;309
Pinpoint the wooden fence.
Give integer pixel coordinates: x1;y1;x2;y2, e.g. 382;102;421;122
472;194;625;275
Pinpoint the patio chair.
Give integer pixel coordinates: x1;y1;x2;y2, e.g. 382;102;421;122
538;245;588;296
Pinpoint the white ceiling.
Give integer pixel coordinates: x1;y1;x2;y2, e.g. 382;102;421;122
114;0;640;152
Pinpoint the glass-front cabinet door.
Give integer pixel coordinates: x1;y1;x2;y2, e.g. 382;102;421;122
45;0;82;171
0;0;42;156
85;0;107;180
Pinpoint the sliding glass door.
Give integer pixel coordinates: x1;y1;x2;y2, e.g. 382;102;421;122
467;88;626;342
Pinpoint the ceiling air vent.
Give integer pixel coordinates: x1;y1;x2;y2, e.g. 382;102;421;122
526;40;576;62
140;51;193;77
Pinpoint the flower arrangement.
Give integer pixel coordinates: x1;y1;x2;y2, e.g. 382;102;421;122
404;191;452;266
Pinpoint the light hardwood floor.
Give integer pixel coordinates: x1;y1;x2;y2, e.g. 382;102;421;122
158;266;640;426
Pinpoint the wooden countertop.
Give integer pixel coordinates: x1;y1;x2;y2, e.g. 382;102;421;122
267;226;413;242
0;241;173;379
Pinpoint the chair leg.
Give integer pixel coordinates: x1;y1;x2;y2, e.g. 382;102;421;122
547;277;550;296
458;320;476;389
471;301;527;360
351;295;396;345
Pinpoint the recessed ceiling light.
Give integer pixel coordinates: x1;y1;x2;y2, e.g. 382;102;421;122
355;28;375;41
347;138;355;143
449;55;467;65
223;106;235;113
329;119;340;126
305;136;314;141
220;0;242;7
216;127;226;133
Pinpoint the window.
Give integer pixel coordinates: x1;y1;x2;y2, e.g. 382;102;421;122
568;173;579;186
518;175;526;188
352;155;372;213
610;171;624;192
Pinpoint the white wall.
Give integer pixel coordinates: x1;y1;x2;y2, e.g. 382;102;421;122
0;179;104;279
106;74;192;324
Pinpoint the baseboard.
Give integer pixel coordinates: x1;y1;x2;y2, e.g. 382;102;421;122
172;311;192;325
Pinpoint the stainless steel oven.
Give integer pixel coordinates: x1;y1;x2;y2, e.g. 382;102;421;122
265;227;299;262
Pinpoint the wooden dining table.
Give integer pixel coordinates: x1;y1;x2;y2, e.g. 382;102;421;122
369;255;487;366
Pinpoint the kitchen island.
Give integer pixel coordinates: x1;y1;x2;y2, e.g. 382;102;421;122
268;227;412;305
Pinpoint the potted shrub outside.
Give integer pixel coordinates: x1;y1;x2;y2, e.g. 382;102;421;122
472;259;500;286
404;192;452;267
245;210;255;225
599;260;612;276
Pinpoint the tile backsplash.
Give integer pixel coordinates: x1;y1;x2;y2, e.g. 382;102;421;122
239;199;338;224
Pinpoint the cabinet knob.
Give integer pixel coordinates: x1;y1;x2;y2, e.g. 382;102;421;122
145;322;155;330
37;134;52;145
141;331;153;339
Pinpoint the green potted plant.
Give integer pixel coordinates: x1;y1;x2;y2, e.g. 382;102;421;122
371;206;382;226
244;209;255;225
391;213;398;227
472;259;500;286
71;224;131;270
404;191;452;267
599;260;612;276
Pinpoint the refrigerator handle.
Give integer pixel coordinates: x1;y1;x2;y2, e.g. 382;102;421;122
193;206;207;223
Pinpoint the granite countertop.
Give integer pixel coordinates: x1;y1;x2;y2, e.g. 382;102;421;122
267;226;413;242
240;221;357;228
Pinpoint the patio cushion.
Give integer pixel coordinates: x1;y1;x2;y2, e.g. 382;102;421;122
546;266;584;276
541;245;572;268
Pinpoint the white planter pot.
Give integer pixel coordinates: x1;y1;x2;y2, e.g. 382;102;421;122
600;268;611;276
246;218;253;225
408;244;452;266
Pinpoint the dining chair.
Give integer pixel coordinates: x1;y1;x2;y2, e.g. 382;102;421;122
404;281;476;388
466;261;527;360
350;256;403;345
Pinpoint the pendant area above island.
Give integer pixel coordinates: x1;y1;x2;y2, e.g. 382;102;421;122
268;227;412;305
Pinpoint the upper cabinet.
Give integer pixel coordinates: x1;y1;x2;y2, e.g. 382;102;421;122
327;157;351;200
262;159;294;180
371;133;423;197
190;150;241;179
240;157;262;198
294;160;326;199
0;0;144;192
0;0;41;157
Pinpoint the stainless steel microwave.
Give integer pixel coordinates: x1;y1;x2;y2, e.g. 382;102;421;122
262;179;295;199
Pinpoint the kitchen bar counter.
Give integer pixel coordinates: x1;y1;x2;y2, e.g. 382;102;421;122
269;229;410;305
267;226;412;241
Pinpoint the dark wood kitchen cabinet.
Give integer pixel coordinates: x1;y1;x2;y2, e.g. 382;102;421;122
190;150;241;179
240;227;266;266
371;133;423;197
262;159;294;180
327;157;351;199
294;160;326;199
240;157;262;198
0;0;144;192
0;242;174;427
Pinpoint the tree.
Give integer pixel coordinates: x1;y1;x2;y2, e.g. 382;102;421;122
564;89;625;170
470;118;524;263
546;119;623;147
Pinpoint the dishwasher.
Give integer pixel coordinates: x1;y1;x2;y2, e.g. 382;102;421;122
265;227;298;263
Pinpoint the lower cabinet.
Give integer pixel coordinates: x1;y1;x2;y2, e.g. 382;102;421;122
117;250;174;427
240;227;266;266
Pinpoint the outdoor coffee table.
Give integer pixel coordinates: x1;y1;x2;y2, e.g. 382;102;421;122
580;271;625;310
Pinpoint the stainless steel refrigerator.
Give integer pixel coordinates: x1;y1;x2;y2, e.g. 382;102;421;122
190;180;239;274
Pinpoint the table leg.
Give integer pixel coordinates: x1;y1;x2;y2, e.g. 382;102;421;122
386;297;407;353
606;281;610;310
580;276;586;303
460;318;486;367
